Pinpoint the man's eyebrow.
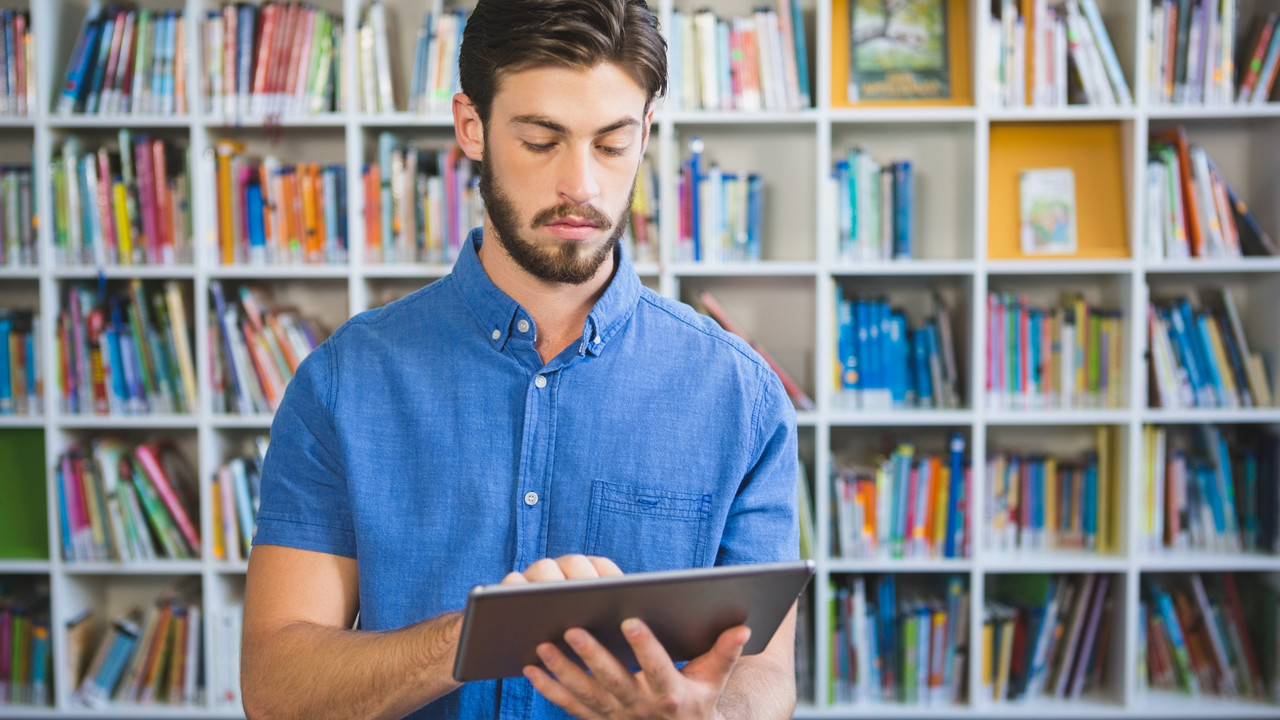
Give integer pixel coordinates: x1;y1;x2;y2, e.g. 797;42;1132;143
510;114;642;136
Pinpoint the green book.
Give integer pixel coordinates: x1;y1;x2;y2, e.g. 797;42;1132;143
0;429;47;559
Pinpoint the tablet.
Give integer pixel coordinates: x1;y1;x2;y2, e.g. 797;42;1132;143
452;559;814;682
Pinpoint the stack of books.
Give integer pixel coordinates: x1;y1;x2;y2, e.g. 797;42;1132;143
202;2;341;121
56;280;198;417
669;1;811;111
211;436;268;563
831;151;914;262
208;282;324;416
0;164;35;267
988;0;1132;107
830;434;970;561
56;438;201;563
0;581;50;707
405;4;469;114
57;4;188;116
1147;3;1280;106
211;140;347;266
830;575;969;706
0;9;32;116
362;134;480;265
677;137;764;264
0;308;40;417
984;573;1116;703
53;134;192;267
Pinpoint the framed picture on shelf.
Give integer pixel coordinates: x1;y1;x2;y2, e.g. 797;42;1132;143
834;0;972;107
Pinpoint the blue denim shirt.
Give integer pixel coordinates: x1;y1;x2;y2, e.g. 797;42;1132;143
255;228;799;719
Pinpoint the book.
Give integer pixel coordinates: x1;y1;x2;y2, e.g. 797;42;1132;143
1019;168;1078;255
849;0;951;102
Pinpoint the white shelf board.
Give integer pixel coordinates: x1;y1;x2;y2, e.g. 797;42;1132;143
829;260;977;276
210;414;274;430
53;265;198;280
55;413;199;430
983;409;1131;425
827;409;974;427
1137;551;1280;572
987;106;1139;122
61;560;205;576
665;108;819;125
824;557;972;574
1141;408;1280;424
201;114;348;129
1145;103;1280;120
208;264;352;280
1144;257;1280;274
0;560;51;573
981;552;1129;573
827;107;979;124
357;112;454;128
47;114;193;128
0;266;39;280
986;258;1136;275
672;261;819;277
360;263;455;279
0;415;43;429
1130;690;1280;718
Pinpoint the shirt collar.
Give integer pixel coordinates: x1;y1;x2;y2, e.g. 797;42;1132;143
451;227;641;357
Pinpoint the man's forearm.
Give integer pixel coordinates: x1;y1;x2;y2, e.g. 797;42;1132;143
241;611;463;720
717;651;797;720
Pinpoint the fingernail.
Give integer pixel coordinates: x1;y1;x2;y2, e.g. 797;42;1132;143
537;643;555;662
621;618;642;637
564;629;584;648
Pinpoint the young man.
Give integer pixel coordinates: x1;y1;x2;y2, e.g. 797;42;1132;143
240;1;800;718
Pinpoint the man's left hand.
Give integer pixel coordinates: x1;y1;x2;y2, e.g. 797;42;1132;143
523;616;750;719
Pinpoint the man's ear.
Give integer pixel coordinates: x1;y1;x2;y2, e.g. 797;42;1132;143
453;93;485;161
639;105;656;156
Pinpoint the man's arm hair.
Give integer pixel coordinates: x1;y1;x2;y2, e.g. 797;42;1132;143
717;603;798;720
241;545;463;720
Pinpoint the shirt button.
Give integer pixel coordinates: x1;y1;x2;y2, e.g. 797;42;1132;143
524;491;539;506
491;329;500;340
593;336;601;344
517;319;530;333
535;375;547;388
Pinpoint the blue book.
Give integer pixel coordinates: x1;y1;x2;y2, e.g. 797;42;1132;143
1083;455;1098;549
912;328;933;408
106;298;128;408
877;575;898;698
334;164;348;254
865;299;882;397
322;167;340;261
209;280;248;414
888;311;908;406
891;161;913;259
1164;304;1209;406
0;311;11;413
687;136;703;260
747;173;764;260
58;1;105;113
945;432;965;558
878;301;894;402
245;181;266;262
1193;311;1227;406
790;0;811;106
1029;309;1042;398
836;289;858;395
834;160;852;257
87;619;139;704
856;298;870;403
408;10;433;110
717;20;732;109
83;14;115;115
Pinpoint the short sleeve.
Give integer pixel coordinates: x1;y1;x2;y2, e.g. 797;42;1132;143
717;365;800;566
253;340;357;557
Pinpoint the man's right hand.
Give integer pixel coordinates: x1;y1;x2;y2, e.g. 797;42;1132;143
502;554;625;585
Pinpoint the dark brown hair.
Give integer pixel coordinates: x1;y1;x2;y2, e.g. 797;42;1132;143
458;0;667;123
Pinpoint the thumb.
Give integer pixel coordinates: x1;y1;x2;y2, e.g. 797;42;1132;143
681;625;751;686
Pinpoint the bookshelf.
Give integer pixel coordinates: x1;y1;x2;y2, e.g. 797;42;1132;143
0;0;1278;717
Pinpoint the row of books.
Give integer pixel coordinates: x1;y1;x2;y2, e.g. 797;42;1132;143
0;309;40;417
57;438;200;563
830;434;970;561
669;2;811;112
57;3;187;116
1147;2;1280;106
0;165;35;268
1148;290;1272;410
209;281;323;416
988;0;1132;108
831;151;914;262
204;2;341;122
0;582;49;706
57;280;197;417
70;582;201;708
1147;127;1277;260
983;573;1114;702
835;289;961;411
0;10;31;117
677;137;765;264
986;291;1125;411
54;134;193;268
213;140;347;266
1142;425;1279;554
829;575;969;706
985;426;1121;554
363;134;479;265
405;4;467;115
211;438;266;562
1140;573;1267;699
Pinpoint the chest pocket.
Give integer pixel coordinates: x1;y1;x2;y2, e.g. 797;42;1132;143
585;480;712;571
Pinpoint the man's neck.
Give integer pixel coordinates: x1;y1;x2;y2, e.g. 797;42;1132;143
477;227;615;364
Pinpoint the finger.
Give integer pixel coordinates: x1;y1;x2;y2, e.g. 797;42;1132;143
522;558;568;582
587;556;623;577
523;663;598;719
619;618;681;695
532;639;618;716
681;624;751;688
554;554;602;580
500;571;529;585
561;627;641;708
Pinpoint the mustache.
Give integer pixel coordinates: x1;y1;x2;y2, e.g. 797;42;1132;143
530;203;613;230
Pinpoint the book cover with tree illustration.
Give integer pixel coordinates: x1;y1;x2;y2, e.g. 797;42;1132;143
849;0;950;102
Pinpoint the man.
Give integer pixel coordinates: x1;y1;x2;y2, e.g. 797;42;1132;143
240;1;799;718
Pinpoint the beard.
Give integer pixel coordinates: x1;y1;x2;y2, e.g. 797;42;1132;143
478;151;635;285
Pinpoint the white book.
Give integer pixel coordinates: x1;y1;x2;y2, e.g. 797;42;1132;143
183;604;201;705
694;10;719;110
1146;159;1166;261
370;2;395;113
1079;0;1132;104
1149;3;1166;105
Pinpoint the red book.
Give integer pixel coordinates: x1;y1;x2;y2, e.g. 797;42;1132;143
115;10;139;112
95;148;118;260
132;442;201;555
150;139;173;261
133;137;161;263
13;12;26;115
1220;573;1265;697
1238;14;1278;100
251;4;277;105
1151;126;1204;257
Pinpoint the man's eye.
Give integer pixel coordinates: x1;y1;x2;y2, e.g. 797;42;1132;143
598;146;627;157
523;141;554;153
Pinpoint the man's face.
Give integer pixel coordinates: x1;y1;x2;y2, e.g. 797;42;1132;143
476;63;651;285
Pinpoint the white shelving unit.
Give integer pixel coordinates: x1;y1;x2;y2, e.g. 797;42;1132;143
2;0;1280;718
